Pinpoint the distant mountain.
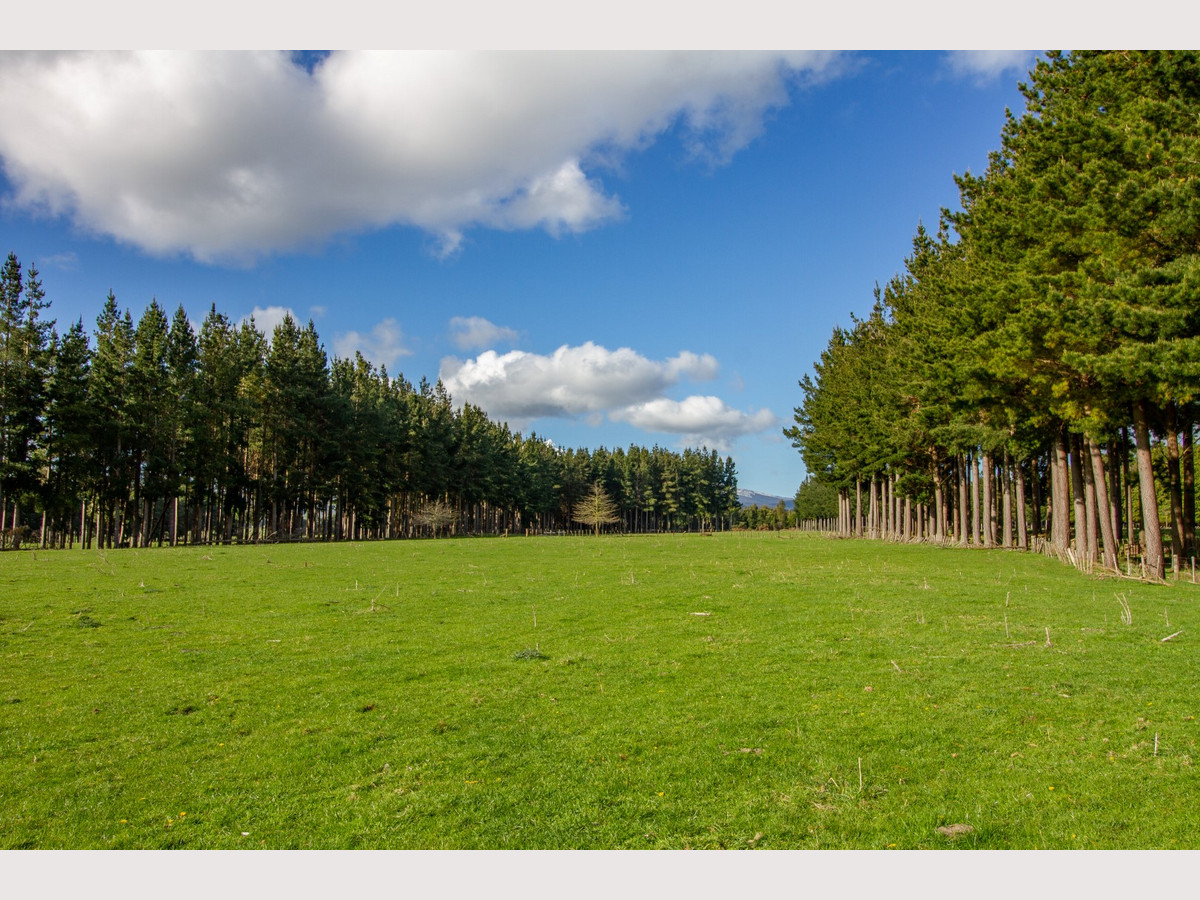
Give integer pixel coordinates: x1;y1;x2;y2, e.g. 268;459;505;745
737;489;794;510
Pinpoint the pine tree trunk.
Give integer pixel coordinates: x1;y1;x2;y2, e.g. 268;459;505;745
1030;455;1042;538
983;450;995;548
1051;431;1071;554
1165;402;1185;575
1108;438;1123;547
1122;429;1134;553
971;453;981;547
1069;434;1086;560
1015;460;1028;550
1182;418;1195;556
1132;399;1166;580
855;480;862;537
883;474;891;539
933;458;944;541
957;455;969;546
1087;436;1117;570
1001;451;1013;548
1082;439;1099;570
875;475;882;538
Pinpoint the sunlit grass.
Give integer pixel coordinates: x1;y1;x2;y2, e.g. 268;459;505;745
1;532;1197;848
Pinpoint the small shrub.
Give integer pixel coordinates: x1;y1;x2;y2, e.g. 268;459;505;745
513;647;548;660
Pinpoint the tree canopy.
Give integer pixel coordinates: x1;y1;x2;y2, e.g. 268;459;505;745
789;51;1200;580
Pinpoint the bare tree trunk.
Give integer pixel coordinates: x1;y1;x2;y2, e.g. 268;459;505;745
1166;402;1185;575
885;477;892;538
983;450;995;548
971;453;981;547
1015;460;1028;550
1108;437;1123;547
855;480;862;537
1051;431;1071;554
1082;439;1099;570
1031;455;1043;537
1183;417;1195;556
933;457;945;541
1122;428;1134;553
1001;451;1013;548
957;455;969;546
1070;433;1086;560
1133;399;1166;580
1087;436;1117;570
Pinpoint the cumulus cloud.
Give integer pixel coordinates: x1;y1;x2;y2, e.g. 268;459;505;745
945;50;1037;84
439;340;771;447
439;341;718;423
332;317;411;371
449;315;519;351
243;305;297;338
0;50;841;262
612;395;779;450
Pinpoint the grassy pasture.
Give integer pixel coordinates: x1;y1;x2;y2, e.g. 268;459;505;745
1;531;1198;849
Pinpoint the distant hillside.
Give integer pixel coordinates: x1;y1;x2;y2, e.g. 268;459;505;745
737;489;794;510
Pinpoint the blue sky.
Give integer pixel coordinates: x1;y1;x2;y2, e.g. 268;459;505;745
0;50;1035;498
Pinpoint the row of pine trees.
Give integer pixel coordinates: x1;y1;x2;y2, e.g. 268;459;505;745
0;257;739;549
787;51;1200;581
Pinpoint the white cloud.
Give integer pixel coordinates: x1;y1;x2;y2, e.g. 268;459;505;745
439;341;718;424
440;340;768;447
0;51;841;262
243;305;297;338
39;251;78;271
612;395;779;450
449;315;519;351
945;51;1037;84
333;317;411;371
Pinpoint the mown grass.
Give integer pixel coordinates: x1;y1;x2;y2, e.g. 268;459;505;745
1;532;1198;849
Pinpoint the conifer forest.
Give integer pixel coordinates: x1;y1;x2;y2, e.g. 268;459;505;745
0;269;739;549
787;51;1200;581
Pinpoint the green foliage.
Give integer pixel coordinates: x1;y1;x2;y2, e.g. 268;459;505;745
793;479;837;520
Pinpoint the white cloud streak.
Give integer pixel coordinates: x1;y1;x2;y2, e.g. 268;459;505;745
332;318;411;371
0;50;841;262
449;315;519;351
945;50;1037;84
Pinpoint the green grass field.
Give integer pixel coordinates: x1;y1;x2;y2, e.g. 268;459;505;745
2;532;1198;849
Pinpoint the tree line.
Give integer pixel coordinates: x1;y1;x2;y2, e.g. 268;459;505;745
787;51;1200;581
0;263;740;549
